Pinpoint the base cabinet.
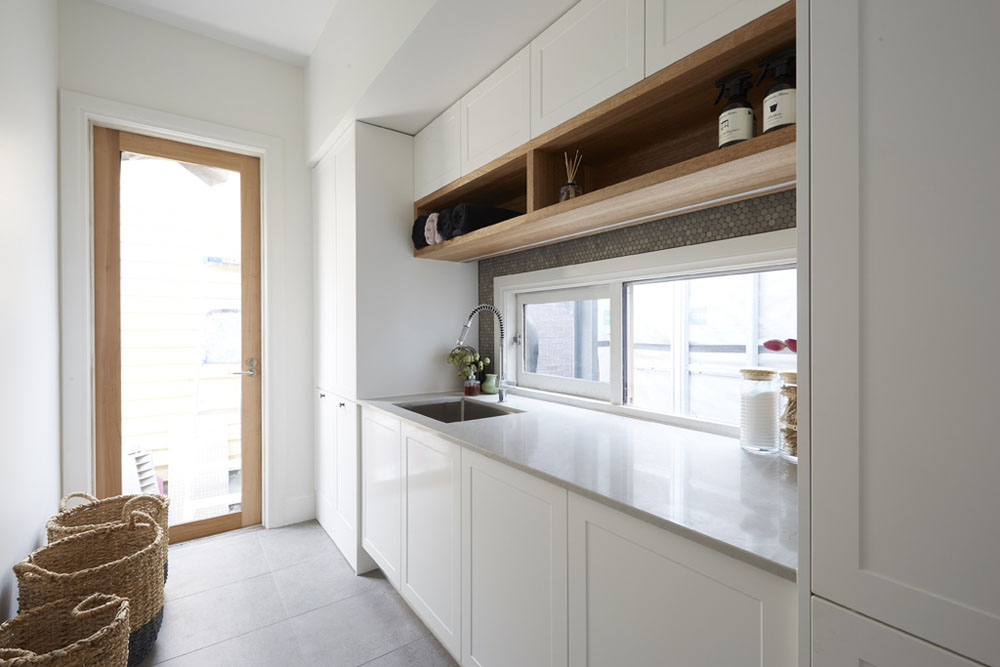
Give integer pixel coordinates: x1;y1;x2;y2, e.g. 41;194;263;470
812;598;979;667
401;426;462;659
361;407;403;587
568;493;796;666
462;450;568;667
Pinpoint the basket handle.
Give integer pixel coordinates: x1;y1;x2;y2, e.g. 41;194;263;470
122;495;166;524
12;560;50;582
0;648;37;658
71;593;122;618
59;491;98;511
127;509;156;529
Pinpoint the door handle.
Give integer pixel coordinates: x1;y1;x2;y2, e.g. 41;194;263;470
232;369;257;377
339;402;345;408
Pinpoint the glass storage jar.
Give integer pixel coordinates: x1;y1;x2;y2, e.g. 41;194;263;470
778;371;798;463
739;368;779;453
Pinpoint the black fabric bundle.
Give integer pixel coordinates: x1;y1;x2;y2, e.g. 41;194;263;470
438;203;520;240
411;215;429;249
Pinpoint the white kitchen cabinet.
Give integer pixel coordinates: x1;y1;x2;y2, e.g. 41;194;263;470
568;493;796;667
462;449;568;667
414;101;461;200
400;426;461;660
812;599;980;667
644;0;783;77
460;46;530;176
361;406;403;587
314;388;336;533
312;155;335;392
810;1;1000;664
530;0;644;137
331;130;357;401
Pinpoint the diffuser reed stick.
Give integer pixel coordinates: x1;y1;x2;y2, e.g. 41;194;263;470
560;150;583;201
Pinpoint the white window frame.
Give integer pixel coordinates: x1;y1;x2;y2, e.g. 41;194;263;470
494;229;796;436
515;284;613;400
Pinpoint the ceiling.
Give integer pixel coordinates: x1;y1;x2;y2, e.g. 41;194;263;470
93;0;337;64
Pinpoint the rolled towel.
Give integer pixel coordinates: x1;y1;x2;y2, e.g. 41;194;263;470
431;213;444;244
424;212;443;245
438;203;520;240
411;216;429;249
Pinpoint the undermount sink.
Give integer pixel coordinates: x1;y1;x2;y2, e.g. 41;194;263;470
394;398;522;423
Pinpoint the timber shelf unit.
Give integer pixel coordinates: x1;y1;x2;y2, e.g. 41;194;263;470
414;1;796;262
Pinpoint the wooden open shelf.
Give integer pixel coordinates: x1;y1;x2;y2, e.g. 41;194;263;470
414;1;796;262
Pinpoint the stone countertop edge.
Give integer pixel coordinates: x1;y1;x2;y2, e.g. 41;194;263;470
359;392;798;582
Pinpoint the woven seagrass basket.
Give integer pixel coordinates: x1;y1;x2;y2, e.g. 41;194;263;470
15;511;164;667
47;493;169;581
0;594;129;667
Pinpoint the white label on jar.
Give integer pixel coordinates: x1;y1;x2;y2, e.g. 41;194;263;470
763;88;796;132
719;107;754;146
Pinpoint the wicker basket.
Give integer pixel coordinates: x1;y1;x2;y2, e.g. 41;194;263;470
47;493;169;581
0;594;129;667
15;511;165;667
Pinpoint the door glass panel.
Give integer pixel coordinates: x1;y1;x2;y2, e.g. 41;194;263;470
119;151;243;525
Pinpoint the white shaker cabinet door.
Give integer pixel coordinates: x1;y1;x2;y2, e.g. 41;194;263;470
530;0;644;137
462;449;568;667
400;426;461;660
460;45;530;176
361;407;402;587
567;493;796;667
312;151;336;392
812;599;980;667
328;397;374;574
314;388;336;537
644;0;784;77
331;129;357;401
811;1;1000;664
414;101;461;200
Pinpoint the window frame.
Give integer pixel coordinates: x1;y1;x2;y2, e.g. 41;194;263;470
494;229;797;437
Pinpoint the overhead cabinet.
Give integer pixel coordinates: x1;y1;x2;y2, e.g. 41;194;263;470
460;46;531;176
414;101;461;200
530;0;644;137
644;0;785;76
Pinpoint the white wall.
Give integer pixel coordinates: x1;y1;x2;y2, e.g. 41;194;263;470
306;0;436;160
0;0;61;620
58;0;316;527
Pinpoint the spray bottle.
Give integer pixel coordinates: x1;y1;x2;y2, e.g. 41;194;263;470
757;47;796;133
714;70;755;148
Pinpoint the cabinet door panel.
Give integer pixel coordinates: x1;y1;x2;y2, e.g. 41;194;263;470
530;0;644;137
361;408;402;586
414;102;461;200
645;0;783;76
314;389;336;532
568;493;795;667
313;152;336;391
401;426;461;659
332;130;357;401
813;599;979;667
462;450;567;667
811;2;1000;663
460;46;530;175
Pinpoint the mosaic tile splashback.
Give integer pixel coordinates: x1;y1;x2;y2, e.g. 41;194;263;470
477;189;796;362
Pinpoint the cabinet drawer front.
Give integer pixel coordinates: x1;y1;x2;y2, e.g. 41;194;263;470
460;46;530;175
568;493;795;667
530;0;644;137
414;101;461;200
462;451;568;667
812;598;980;667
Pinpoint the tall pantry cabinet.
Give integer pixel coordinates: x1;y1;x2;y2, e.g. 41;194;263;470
313;122;476;573
809;1;1000;665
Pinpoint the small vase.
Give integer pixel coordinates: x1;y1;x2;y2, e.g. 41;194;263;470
559;181;583;201
481;374;498;395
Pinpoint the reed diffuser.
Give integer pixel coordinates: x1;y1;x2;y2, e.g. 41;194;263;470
560;150;583;201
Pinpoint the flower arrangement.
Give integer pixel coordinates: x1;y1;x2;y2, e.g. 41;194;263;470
763;338;797;353
446;346;491;381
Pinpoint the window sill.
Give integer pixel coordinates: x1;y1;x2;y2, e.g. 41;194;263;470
506;385;739;439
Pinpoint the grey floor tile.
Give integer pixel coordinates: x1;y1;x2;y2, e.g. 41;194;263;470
272;549;385;617
143;573;287;664
143;620;303;667
165;531;270;601
360;636;459;667
291;588;428;667
257;521;340;571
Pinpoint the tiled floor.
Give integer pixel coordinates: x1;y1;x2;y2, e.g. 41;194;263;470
140;521;457;666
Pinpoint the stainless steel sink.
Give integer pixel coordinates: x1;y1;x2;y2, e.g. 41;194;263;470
394;398;522;423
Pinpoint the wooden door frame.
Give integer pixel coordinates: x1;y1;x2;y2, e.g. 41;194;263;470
92;126;263;543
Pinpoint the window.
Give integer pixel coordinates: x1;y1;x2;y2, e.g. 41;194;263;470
498;231;797;434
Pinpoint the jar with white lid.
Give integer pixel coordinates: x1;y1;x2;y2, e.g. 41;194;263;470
778;371;798;462
739;368;779;453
